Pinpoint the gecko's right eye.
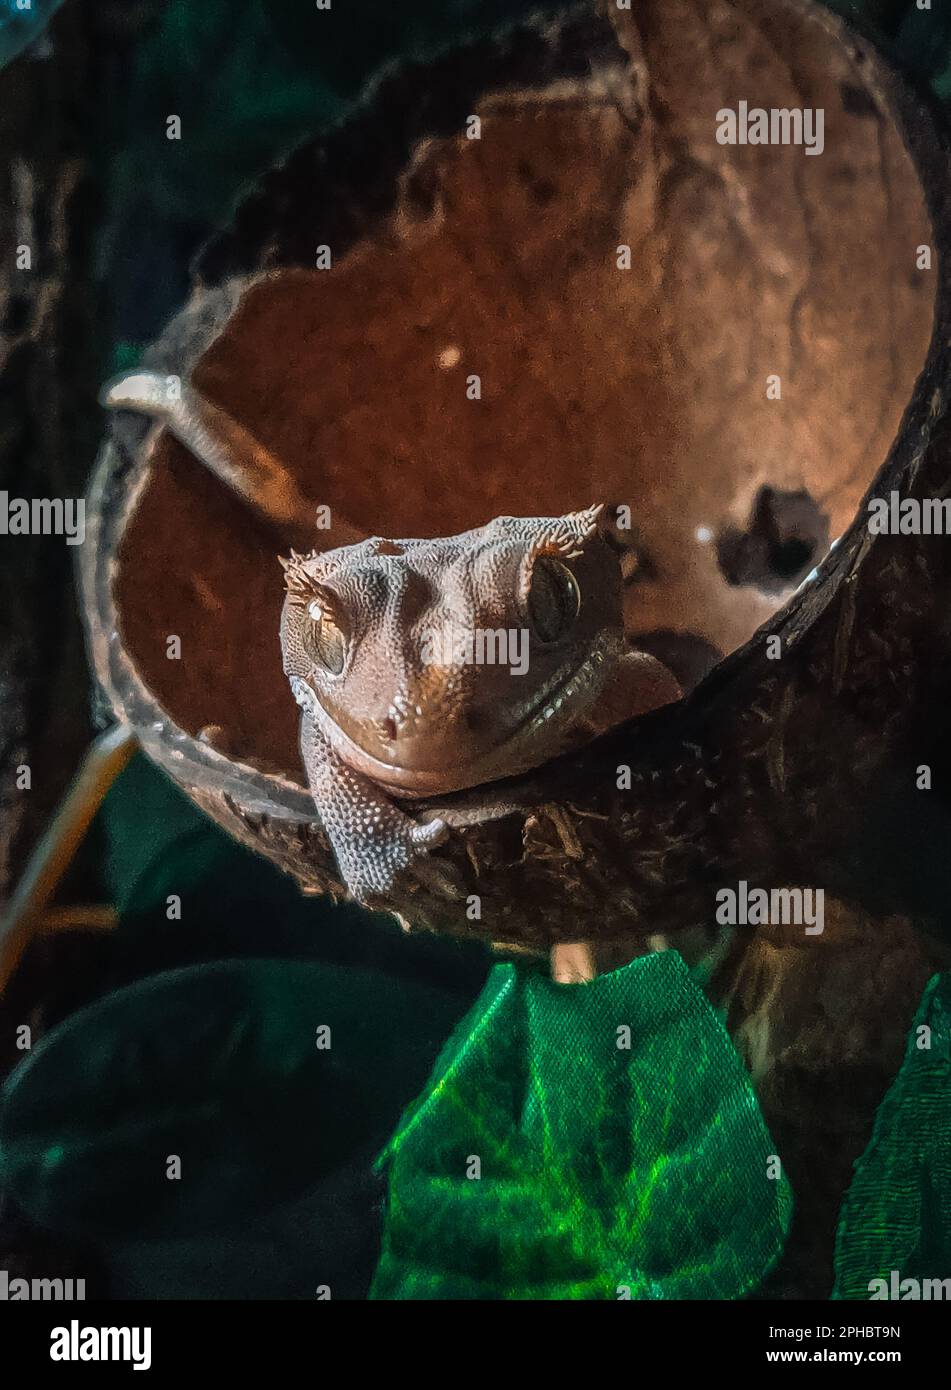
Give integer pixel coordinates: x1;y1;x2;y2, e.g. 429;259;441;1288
526;557;580;644
304;599;347;675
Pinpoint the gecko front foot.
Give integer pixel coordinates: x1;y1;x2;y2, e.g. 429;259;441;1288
330;803;451;903
300;712;453;901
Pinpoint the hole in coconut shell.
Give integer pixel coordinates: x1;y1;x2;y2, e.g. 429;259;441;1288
715;487;830;596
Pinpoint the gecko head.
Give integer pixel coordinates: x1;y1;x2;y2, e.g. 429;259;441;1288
279;506;625;796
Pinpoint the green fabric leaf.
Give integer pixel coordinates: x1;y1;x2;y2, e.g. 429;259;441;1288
0;958;469;1244
371;950;792;1300
833;972;951;1299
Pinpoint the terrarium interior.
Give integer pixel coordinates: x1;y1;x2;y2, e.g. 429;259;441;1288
107;2;936;789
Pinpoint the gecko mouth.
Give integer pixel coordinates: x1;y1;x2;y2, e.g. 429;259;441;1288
479;637;617;774
306;634;619;797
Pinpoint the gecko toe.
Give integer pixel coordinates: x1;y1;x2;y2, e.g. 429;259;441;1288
411;816;450;848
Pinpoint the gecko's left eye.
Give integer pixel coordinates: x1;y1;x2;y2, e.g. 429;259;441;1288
304;599;347;675
526;557;581;643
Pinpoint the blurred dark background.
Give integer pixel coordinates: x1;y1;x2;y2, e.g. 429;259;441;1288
0;0;949;1299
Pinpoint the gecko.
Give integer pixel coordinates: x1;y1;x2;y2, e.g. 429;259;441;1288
99;371;679;908
280;506;680;903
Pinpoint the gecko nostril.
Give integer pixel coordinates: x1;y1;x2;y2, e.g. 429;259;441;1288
382;715;399;742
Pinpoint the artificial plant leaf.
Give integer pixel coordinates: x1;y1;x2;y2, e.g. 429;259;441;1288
833;972;951;1299
104;1170;384;1301
97;751;353;959
98;752;219;917
105;0;565;235
104;1;337;233
371;949;792;1300
96;752;491;993
267;0;566;89
0;958;469;1243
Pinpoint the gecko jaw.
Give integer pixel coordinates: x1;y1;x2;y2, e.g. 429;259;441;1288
516;634;615;741
292;633;619;798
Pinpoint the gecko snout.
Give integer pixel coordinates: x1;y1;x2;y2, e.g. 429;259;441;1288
377;685;462;763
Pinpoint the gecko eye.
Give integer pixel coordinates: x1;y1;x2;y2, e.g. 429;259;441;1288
526;557;581;643
304;599;347;675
